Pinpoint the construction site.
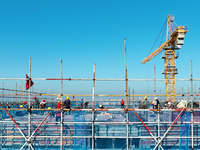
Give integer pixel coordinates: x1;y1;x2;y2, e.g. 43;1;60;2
1;15;200;150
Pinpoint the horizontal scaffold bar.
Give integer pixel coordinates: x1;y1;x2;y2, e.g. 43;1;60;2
0;93;184;97
0;78;200;81
0;108;199;111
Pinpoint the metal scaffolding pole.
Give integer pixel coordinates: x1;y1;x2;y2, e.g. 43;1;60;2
28;57;31;150
61;59;63;150
92;63;96;150
124;38;128;108
126;112;129;150
191;60;194;149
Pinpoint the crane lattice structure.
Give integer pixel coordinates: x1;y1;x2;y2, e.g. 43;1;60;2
142;15;188;102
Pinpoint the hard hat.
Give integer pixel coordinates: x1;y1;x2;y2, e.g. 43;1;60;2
42;100;45;102
20;105;23;108
33;97;36;99
144;96;147;99
48;107;51;109
169;100;171;102
155;97;158;100
66;96;69;99
24;101;27;104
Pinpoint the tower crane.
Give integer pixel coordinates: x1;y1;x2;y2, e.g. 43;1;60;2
141;15;188;102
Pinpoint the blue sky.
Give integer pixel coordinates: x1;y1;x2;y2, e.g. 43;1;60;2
0;0;200;96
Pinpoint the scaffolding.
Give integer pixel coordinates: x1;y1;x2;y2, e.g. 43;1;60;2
0;57;200;150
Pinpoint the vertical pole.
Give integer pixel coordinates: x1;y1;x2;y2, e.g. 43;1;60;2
158;111;160;150
2;82;3;108
154;65;156;98
28;57;31;150
21;81;23;104
16;83;17;106
133;89;134;109
191;60;194;149
199;88;200;108
1;82;3;148
126;112;129;150
128;86;130;108
92;63;96;150
12;84;13;108
124;38;128;108
60;59;63;150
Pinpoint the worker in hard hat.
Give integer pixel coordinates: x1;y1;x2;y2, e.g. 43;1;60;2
153;97;160;110
168;99;172;109
99;103;104;109
80;98;84;109
142;96;148;109
64;96;71;114
33;96;40;108
121;99;124;108
40;100;46;109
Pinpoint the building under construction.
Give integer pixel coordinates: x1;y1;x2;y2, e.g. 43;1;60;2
1;15;200;150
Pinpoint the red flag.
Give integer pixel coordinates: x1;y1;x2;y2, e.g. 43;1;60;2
26;74;34;90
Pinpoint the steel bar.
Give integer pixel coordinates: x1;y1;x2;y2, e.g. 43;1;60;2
153;108;185;150
20;112;51;150
126;112;129;150
0;135;197;139
2;78;200;81
134;111;164;150
28;57;31;150
4;108;34;150
60;59;63;150
191;60;194;149
92;63;96;150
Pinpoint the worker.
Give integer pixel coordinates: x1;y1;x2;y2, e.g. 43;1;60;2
40;100;46;109
168;100;172;109
99;103;104;109
153;97;160;110
64;96;71;114
80;98;84;109
121;99;124;108
56;99;62;123
23;101;28;109
84;102;89;108
57;98;62;109
142;96;148;109
34;96;40;108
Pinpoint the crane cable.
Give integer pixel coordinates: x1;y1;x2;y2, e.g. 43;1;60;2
147;18;167;57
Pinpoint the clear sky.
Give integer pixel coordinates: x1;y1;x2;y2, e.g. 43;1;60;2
0;0;200;96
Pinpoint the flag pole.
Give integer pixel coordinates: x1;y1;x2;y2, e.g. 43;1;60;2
29;57;31;150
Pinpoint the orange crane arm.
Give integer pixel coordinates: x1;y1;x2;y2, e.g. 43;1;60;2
141;40;169;64
141;26;187;64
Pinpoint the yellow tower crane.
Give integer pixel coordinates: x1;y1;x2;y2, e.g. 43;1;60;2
141;15;188;102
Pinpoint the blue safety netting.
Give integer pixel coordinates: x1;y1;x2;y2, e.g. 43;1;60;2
0;110;200;149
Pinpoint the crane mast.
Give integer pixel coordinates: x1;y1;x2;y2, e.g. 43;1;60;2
142;15;188;102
